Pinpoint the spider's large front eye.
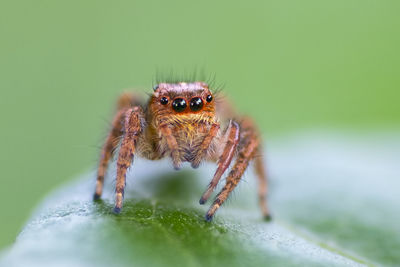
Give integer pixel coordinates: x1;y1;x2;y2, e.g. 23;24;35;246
190;97;203;111
172;98;187;112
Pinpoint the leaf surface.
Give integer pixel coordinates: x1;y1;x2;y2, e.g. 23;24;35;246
1;133;399;267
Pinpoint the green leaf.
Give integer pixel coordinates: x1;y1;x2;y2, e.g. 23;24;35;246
1;133;399;267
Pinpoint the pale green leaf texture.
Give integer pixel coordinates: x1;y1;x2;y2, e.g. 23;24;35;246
1;132;399;267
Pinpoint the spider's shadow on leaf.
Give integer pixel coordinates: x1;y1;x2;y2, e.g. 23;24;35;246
140;170;202;203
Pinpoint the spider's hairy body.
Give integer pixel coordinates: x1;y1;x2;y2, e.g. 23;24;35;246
94;81;271;221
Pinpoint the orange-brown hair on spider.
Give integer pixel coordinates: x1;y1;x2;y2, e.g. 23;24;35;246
94;81;271;222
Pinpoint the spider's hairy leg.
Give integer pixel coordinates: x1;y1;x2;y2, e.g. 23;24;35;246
94;109;126;200
114;107;144;213
94;92;142;200
205;126;258;222
254;150;271;221
191;123;220;169
159;124;181;170
242;117;271;221
199;120;239;205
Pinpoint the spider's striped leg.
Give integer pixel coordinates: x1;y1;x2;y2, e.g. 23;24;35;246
245;116;271;221
114;107;144;213
254;150;271;221
205;123;259;222
199;120;239;204
159;124;182;170
94;92;142;200
94;109;125;200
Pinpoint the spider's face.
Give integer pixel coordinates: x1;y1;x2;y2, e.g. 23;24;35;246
151;82;215;115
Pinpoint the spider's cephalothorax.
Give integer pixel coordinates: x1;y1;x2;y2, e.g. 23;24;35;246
94;81;271;222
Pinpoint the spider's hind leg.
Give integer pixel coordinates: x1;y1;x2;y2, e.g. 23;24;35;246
254;148;271;221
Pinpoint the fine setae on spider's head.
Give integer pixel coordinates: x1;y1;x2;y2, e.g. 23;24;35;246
151;82;215;115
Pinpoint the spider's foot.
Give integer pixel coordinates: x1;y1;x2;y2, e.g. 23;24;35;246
205;213;214;222
199;195;208;205
173;163;181;171
199;189;212;205
113;206;122;214
263;214;272;222
191;161;200;169
199;197;206;205
93;193;101;201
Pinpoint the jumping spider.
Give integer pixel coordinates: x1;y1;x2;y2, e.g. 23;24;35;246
94;81;271;222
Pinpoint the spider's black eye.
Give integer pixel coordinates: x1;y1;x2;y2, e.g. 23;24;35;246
172;98;187;112
160;97;168;105
190;97;203;111
206;95;213;102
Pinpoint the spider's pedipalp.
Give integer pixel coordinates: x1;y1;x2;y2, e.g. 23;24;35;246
159;124;181;170
191;123;220;169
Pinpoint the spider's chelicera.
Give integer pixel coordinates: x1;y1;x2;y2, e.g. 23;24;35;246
94;81;271;222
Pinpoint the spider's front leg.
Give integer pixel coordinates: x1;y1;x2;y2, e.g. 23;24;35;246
199;120;240;204
94;92;142;200
205;120;260;222
114;107;144;213
94;109;126;200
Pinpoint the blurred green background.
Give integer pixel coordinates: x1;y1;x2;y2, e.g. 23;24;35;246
0;0;399;249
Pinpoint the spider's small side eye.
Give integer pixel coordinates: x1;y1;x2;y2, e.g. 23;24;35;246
160;97;169;105
206;95;213;102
